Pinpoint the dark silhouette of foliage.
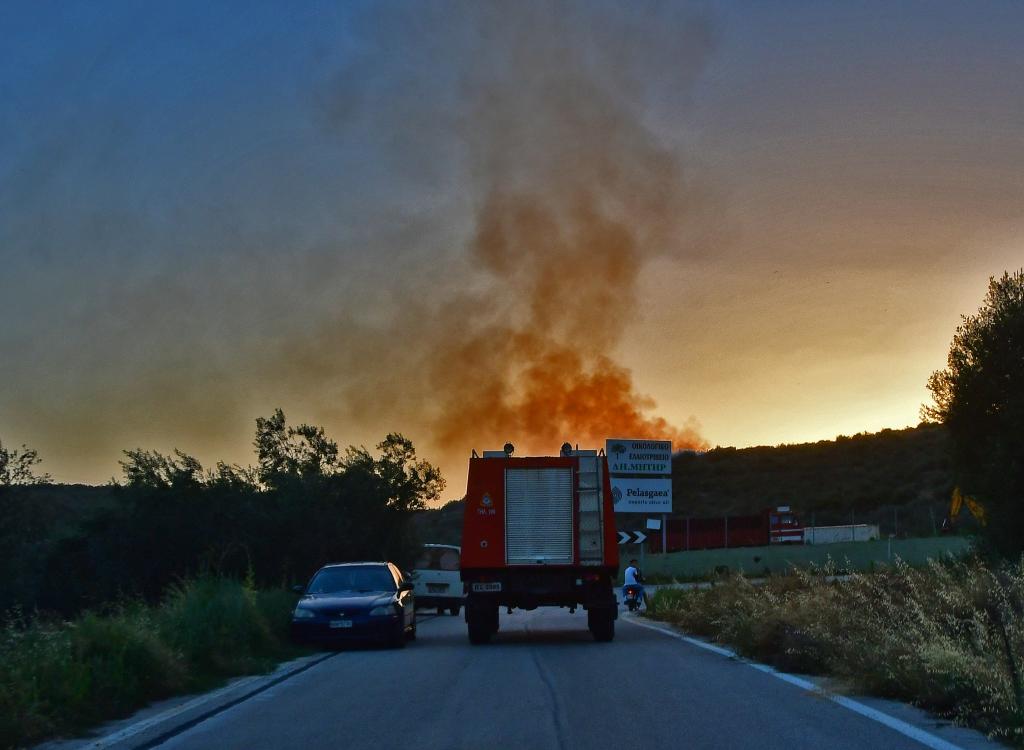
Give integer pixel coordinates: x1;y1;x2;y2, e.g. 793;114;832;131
254;408;340;488
4;412;443;616
925;270;1024;554
0;440;50;486
0;441;58;613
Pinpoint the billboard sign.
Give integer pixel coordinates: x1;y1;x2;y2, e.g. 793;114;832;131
607;438;672;514
610;477;672;513
605;439;672;475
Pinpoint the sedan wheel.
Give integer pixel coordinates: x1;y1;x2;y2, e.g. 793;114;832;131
390;623;406;649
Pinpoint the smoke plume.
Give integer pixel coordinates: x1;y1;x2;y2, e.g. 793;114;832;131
0;1;715;485
331;1;714;459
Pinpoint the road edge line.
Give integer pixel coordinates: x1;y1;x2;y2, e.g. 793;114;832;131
622;616;966;750
74;613;447;749
77;651;338;750
134;651;339;750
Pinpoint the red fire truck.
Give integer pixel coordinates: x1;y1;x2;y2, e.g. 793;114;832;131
460;443;620;643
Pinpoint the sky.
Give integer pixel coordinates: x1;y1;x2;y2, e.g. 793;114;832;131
1;1;1022;497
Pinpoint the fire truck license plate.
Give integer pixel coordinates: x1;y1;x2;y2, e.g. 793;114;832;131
329;620;353;629
471;582;502;592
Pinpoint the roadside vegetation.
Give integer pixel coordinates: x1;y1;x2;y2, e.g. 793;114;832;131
0;575;304;749
648;557;1024;743
0;410;443;618
0;411;443;748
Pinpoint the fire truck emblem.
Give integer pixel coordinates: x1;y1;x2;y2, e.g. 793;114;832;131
612;486;623;504
481;493;493;507
611;442;626;457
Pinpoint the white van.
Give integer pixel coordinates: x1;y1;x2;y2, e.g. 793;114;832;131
412;544;463;615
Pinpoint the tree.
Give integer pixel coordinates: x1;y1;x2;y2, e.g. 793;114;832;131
925;270;1024;553
0;440;50;485
0;441;51;611
118;448;204;489
254;408;340;487
342;433;445;513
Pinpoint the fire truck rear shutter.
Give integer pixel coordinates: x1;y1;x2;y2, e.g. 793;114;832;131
505;468;574;565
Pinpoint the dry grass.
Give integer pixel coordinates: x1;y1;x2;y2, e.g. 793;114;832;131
648;556;1024;743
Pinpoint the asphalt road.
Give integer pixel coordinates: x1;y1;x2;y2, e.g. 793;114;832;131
153;608;990;750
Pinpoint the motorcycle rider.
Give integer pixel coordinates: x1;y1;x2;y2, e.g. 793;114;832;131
623;558;649;610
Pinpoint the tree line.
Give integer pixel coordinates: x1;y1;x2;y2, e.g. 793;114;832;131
0;410;443;616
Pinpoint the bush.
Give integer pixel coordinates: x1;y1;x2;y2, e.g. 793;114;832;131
648;557;1024;742
67;609;185;721
0;607;183;748
255;588;303;643
0;577;303;749
157;576;281;679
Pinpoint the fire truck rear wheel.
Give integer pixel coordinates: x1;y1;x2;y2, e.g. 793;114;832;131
588;609;615;642
449;605;461;616
468;623;492;644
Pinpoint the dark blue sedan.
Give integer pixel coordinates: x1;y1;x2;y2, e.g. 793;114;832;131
290;562;416;648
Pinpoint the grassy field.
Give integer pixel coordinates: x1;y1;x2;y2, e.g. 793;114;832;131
647;556;1024;743
625;536;972;582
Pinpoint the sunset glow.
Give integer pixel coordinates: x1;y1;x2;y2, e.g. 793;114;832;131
2;1;1022;497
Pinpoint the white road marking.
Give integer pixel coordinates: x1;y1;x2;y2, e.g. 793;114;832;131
623;616;966;750
75;675;267;749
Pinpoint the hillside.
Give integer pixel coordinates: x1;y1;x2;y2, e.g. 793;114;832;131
674;424;953;534
415;424;957;545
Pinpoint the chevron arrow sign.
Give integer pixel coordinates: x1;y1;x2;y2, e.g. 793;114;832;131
617;530;648;545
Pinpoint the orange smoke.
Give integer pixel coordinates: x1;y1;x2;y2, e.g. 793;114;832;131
424;188;708;457
328;1;716;473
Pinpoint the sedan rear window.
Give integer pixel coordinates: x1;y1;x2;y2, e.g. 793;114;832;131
308;566;397;594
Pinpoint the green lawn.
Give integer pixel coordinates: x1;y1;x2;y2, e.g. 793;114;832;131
625;536;973;582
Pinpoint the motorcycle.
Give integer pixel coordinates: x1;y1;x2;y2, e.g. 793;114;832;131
623;584;644;612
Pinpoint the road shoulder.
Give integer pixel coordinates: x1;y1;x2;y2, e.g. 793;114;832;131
35;652;336;750
622;612;1002;750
